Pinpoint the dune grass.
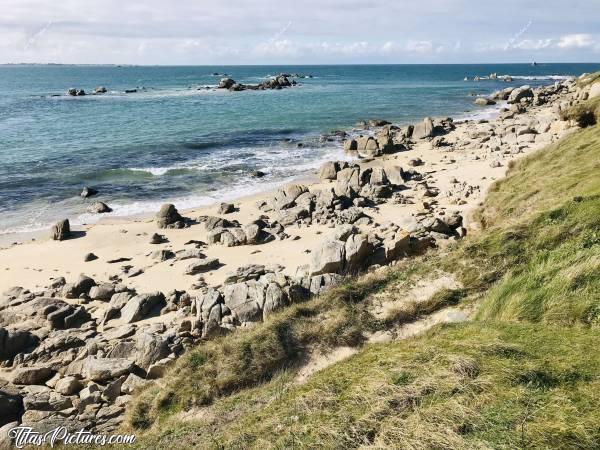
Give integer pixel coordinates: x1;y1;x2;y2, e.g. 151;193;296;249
118;121;600;449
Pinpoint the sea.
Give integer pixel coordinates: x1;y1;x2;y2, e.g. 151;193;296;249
1;63;598;236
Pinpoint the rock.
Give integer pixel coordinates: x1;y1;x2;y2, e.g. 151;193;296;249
310;240;346;275
356;136;380;156
343;139;358;151
412;117;434;139
94;86;108;94
223;283;263;323
119;292;166;323
263;283;288;319
132;332;170;370
67;88;86;96
218;78;236;89
0;328;39;361
84;252;98;262
345;234;371;272
185;258;220;275
50;219;71;241
11;366;55;385
86;201;112;214
218;203;235;214
155;204;185;229
274;206;310;226
0;391;23;426
62;274;96;298
151;249;176;261
383;231;411;262
224;264;266;284
102;292;134;324
80;187;98;198
150;233;167;244
54;376;83;396
121;373;149;394
508;86;534;104
334;167;361;197
177;248;205;260
474;97;496;106
252;170;266;178
589;82;600;99
318;161;339;180
490;160;502;168
82;357;135;382
88;283;115;301
22;390;72;411
369;167;389;185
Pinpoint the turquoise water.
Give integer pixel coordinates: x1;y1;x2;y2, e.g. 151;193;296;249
0;63;598;234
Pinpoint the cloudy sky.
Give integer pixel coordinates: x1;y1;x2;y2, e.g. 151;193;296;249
1;0;599;64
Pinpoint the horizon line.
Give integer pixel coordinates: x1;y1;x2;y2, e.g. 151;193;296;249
1;61;599;67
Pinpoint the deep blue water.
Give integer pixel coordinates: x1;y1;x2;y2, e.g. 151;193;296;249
0;63;598;233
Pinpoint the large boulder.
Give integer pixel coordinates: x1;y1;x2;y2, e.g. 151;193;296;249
185;258;220;275
412;117;434;140
11;366;55;385
119;292;166;323
345;234;371;272
310;240;346;275
81;357;135;382
508;86;534;104
356;136;380;156
263;283;289;319
50;219;70;241
334;167;361;198
155;204;185;229
318;161;339;180
223;282;264;323
62;274;96;298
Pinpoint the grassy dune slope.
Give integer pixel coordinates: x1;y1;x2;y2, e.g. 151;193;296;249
121;121;600;449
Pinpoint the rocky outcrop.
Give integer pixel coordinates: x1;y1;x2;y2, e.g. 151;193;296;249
217;74;297;92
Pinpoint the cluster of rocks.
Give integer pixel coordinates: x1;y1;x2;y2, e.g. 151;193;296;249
0;276;205;435
217;74;297;92
343;117;455;157
66;87;108;97
199;215;278;247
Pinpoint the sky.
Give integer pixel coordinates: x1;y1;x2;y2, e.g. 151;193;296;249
1;0;599;65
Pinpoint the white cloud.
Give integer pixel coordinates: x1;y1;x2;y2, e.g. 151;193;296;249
557;34;595;49
0;0;599;63
405;40;434;53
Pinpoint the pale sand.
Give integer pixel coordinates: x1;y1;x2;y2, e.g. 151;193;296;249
0;107;572;296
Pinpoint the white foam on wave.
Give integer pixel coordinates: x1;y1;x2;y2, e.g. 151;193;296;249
455;101;508;123
0;141;354;237
128;167;172;176
500;74;574;81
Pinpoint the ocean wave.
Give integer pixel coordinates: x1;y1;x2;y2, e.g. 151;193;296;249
500;74;574;81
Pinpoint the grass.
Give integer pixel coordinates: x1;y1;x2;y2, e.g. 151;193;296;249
116;106;600;449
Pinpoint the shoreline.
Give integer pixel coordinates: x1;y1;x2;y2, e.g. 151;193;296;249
0;93;511;246
0;74;591;435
